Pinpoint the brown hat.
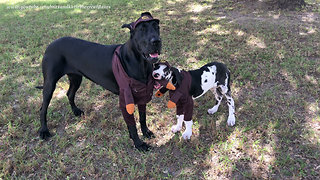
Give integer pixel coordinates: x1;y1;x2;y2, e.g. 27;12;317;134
122;12;159;31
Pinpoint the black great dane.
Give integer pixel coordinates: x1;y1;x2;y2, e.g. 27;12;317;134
37;12;161;151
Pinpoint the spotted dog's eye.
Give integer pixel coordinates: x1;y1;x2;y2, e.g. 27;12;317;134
154;64;160;70
204;79;208;83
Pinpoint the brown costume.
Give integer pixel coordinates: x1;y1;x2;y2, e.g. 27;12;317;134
168;71;194;121
112;46;155;126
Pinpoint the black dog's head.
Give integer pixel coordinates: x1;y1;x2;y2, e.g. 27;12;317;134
152;62;183;87
122;12;161;64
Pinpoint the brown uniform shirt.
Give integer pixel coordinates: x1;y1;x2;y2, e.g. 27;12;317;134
169;71;193;121
112;46;155;125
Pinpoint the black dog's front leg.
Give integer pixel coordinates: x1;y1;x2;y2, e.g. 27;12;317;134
121;105;151;151
127;125;151;151
138;104;155;139
139;111;155;139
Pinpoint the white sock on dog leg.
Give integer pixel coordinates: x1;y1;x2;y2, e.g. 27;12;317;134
226;94;236;126
171;115;184;133
182;120;193;140
227;114;236;126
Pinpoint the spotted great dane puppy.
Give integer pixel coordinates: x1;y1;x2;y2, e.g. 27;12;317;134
152;62;236;139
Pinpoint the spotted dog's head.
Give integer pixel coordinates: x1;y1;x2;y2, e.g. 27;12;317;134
152;62;183;89
152;62;172;81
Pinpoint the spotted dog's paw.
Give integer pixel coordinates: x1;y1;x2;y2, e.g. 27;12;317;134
182;129;192;140
171;124;182;133
182;120;193;140
227;115;236;126
207;105;219;115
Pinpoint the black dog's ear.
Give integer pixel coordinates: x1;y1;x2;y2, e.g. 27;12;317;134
171;67;183;86
121;23;132;31
141;12;153;18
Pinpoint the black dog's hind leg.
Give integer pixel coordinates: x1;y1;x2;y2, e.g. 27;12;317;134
138;104;155;139
67;74;84;116
39;54;66;140
39;77;60;139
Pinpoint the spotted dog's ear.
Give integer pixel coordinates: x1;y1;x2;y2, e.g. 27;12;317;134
170;67;183;86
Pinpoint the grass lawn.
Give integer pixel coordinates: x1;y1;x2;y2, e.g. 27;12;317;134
0;0;319;179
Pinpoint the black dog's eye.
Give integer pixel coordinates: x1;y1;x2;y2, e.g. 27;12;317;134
152;21;159;28
154;25;159;31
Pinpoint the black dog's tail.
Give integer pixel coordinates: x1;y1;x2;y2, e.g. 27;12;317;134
35;86;43;89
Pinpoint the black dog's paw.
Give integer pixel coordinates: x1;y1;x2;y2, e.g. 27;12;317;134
142;129;155;139
72;107;84;117
135;142;152;152
39;129;52;140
